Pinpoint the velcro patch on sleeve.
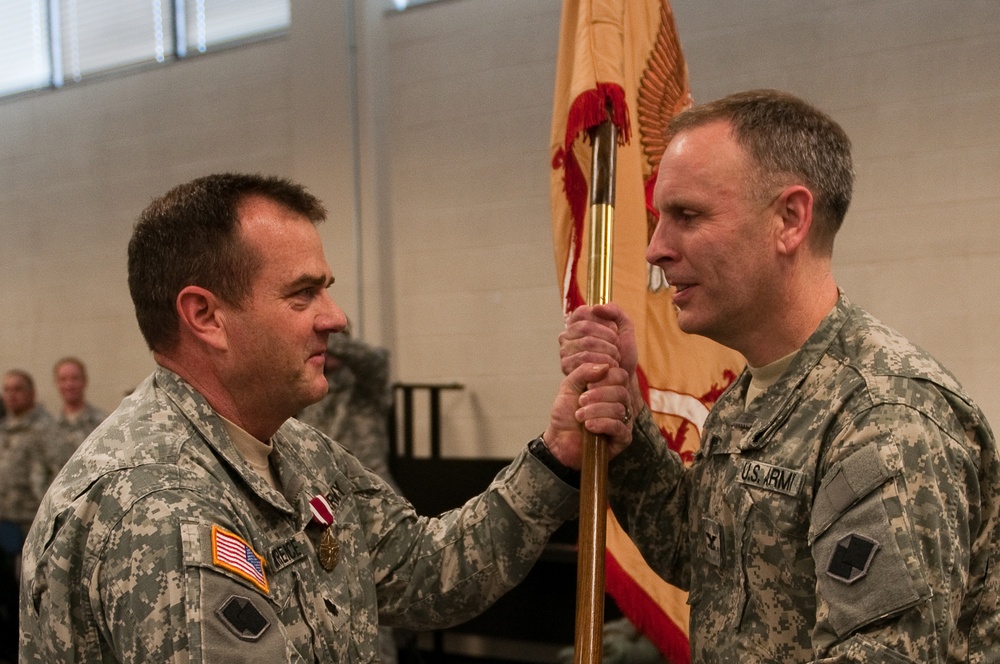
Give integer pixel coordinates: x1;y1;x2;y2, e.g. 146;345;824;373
813;492;922;636
211;525;269;594
216;594;271;641
811;442;897;540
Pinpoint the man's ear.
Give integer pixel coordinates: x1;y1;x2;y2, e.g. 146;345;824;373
176;286;228;351
775;185;814;255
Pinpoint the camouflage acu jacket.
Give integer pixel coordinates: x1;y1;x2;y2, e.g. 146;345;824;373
53;403;109;456
610;295;1000;662
20;367;578;663
0;405;53;530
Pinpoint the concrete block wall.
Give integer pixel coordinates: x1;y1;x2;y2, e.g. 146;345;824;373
379;0;566;457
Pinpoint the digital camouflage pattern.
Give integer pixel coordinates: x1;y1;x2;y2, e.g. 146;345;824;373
20;367;579;663
296;336;399;663
609;294;1000;662
297;334;400;494
0;404;53;533
40;403;110;490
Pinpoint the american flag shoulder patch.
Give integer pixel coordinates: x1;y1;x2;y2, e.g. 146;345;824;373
211;524;269;594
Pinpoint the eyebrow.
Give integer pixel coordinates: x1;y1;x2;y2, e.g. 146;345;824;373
285;273;335;292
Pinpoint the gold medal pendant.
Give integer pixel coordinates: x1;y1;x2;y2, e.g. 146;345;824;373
318;527;340;571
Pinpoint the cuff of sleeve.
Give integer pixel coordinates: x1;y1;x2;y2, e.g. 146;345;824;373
505;443;580;522
528;435;581;488
609;406;678;487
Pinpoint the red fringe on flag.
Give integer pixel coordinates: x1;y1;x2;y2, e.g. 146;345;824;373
606;549;691;664
558;83;630;313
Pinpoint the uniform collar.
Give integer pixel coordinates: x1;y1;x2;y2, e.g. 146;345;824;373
154;366;298;515
705;292;854;454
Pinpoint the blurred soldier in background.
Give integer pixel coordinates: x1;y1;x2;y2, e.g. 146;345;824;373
0;370;52;535
49;357;109;472
298;326;399;492
0;369;52;663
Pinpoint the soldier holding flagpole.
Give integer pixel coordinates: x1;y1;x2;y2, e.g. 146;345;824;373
557;90;1000;661
550;0;745;659
19;173;633;663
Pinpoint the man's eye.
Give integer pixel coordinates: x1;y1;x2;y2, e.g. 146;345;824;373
670;209;697;223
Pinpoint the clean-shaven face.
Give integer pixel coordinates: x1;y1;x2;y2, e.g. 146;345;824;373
648;120;781;350
222;196;347;425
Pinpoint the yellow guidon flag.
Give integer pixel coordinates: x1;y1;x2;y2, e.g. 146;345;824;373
548;0;745;660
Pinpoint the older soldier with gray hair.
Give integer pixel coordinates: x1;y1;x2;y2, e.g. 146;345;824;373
557;90;1000;661
20;173;632;662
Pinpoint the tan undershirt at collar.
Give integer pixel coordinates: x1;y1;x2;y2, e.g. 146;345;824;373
220;415;281;491
745;350;798;409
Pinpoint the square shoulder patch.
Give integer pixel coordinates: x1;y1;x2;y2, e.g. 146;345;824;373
827;533;879;584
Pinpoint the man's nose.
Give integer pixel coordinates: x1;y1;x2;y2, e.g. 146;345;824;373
646;219;678;266
318;291;348;333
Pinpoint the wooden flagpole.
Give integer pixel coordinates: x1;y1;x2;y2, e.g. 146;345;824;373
573;115;618;664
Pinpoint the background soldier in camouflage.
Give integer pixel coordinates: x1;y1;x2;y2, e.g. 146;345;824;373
297;328;400;494
0;370;53;536
1;369;53;663
19;173;632;663
47;357;109;476
556;90;1000;661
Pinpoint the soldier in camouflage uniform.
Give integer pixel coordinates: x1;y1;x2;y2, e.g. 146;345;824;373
297;330;400;494
46;357;109;479
19;173;632;663
0;370;53;535
556;90;1000;662
1;370;53;662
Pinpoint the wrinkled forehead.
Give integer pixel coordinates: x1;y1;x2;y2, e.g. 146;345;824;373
654;123;749;203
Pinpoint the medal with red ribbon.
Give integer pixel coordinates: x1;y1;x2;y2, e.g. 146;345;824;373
309;495;340;571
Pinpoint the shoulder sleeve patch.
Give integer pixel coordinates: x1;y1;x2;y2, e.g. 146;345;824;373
812;484;924;637
211;525;269;594
216;595;271;641
826;533;879;584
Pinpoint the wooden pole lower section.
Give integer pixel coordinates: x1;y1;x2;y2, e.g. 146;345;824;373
573;118;617;664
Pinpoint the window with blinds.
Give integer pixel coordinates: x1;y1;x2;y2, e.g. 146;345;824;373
180;0;290;55
0;0;290;97
0;1;52;95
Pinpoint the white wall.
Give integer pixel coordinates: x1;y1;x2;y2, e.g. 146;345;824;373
376;0;566;457
0;0;997;457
